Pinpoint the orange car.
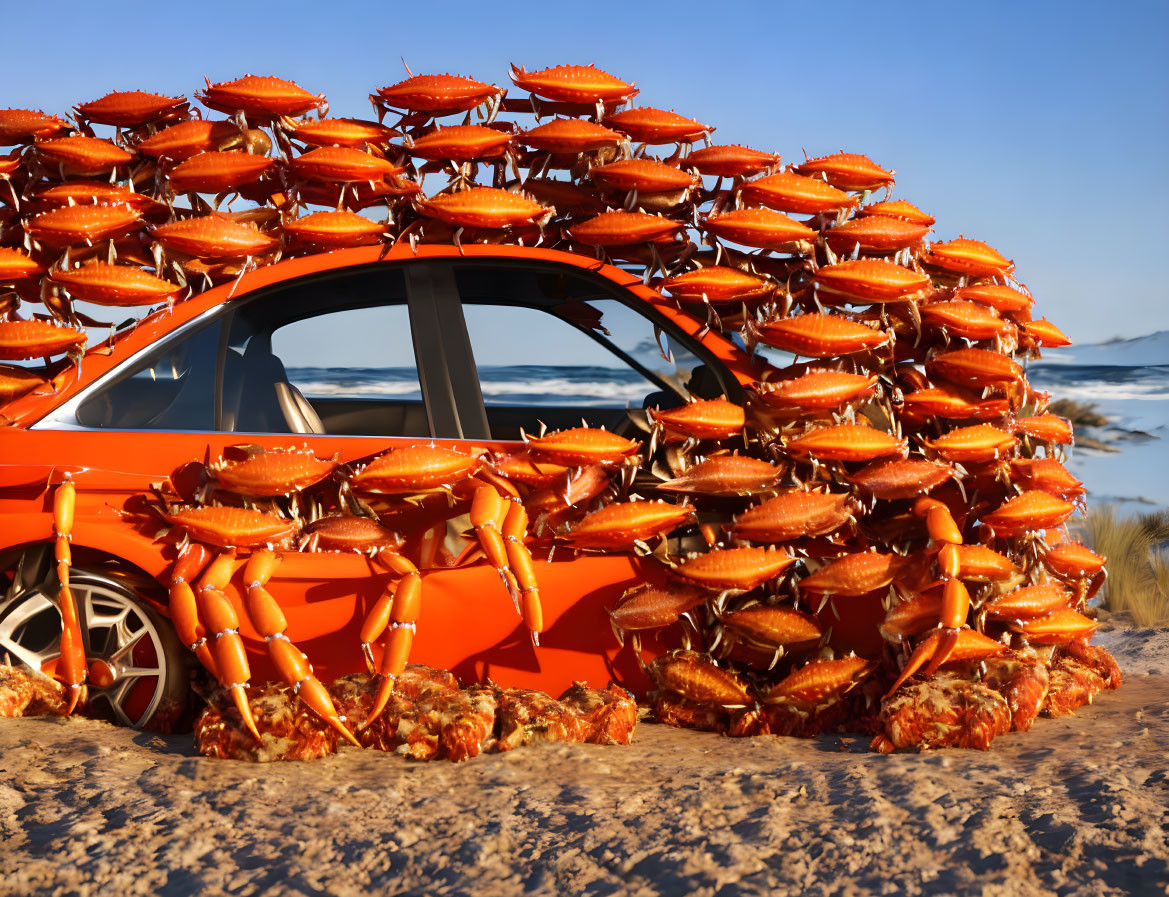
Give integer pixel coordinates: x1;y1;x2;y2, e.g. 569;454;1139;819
0;242;767;729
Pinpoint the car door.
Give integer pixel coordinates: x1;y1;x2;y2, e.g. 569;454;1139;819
423;257;743;680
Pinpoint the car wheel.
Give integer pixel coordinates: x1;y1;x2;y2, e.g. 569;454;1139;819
0;554;190;730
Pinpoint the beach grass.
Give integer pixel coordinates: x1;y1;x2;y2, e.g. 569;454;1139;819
1079;506;1169;627
1048;398;1109;428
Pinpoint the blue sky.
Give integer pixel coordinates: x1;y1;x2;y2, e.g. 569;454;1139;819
4;0;1167;343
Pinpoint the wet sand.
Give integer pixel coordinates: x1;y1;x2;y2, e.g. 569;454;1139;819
2;629;1166;897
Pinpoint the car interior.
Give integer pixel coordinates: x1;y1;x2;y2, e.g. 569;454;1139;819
71;259;732;443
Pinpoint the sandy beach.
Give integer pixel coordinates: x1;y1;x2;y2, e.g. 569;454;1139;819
1;626;1165;897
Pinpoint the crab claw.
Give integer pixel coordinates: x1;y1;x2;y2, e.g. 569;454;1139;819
885;627;1005;698
919;578;972;677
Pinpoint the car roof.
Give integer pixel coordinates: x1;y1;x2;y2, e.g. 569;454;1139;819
3;243;770;429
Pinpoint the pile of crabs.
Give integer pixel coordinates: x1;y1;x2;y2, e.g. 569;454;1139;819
0;65;1120;759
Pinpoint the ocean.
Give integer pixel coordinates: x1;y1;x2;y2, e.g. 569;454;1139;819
286;333;1169;514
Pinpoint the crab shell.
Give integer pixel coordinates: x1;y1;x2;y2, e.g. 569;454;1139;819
793;152;894;192
980;490;1076;534
649;397;745;441
49;263;181;307
75;90;187;127
753;370;878;411
798;551;908;598
289;146;403;183
655;454;784;497
823;215;931;253
900;386;1010;421
524;427;640;467
163;506;298;549
408;125;513;162
286;117;397;149
658;265;774;305
1010;458;1084;498
602;107;710;144
954;283;1033;314
0;320;87;360
984;584;1071;620
920;300;1015;341
702;208;816;251
784;423;908;463
922;237;1014;278
754;313;888;357
168;151;277;195
648;650;752;707
926;347;1023;387
152;214;279;258
729;491;855;543
519;118;625;154
763;655;877;706
846;458;955;500
350;445;482;494
1043;541;1105;579
1009;608;1097;644
36;135;135;176
857;199;935;227
416;187;546;230
210;448;338;497
299;515;403;553
509;63;636;104
558;500;696;549
136;120;242;161
0;108;69;144
198;75;325;117
0;247;46;283
608;583;709;633
27;203;141;247
813;258;930;304
589;158;697;194
376;74;501;115
685;144;780;178
283;211;384;249
1013;413;1073;444
739;171;855;215
674;546;795;591
925;424;1017;463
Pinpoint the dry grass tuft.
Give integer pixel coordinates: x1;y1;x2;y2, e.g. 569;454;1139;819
1048;398;1110;428
1078;506;1169;627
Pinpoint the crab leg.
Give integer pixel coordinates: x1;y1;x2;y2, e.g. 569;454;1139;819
195;549;261;742
503;499;544;645
52;475;86;713
471;482;520;608
359;548;423;725
363;568;422;727
166;542;219;678
242;550;360;747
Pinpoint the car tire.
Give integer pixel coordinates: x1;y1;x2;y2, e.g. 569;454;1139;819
0;560;192;731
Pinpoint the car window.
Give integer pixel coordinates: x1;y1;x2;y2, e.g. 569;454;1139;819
453;263;726;440
221;267;427;437
75;317;218;430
